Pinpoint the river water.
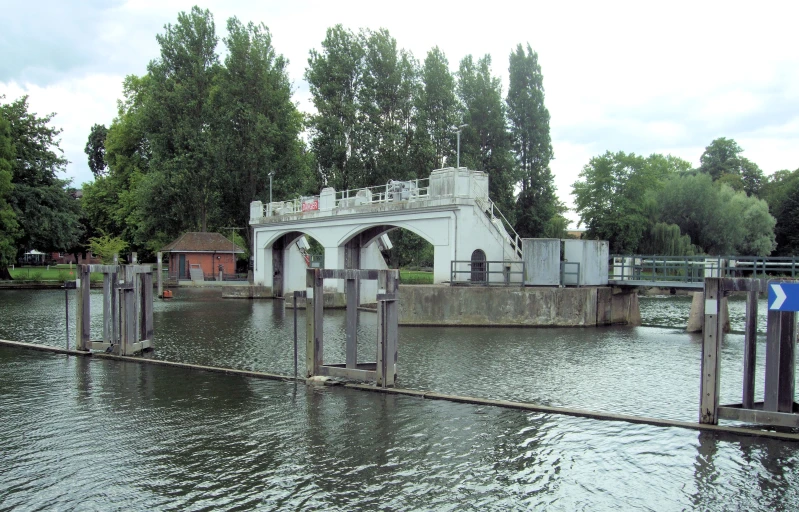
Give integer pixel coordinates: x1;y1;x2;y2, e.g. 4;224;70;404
1;289;797;510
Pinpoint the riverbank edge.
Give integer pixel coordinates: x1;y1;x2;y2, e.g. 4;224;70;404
2;338;797;443
0;281;105;290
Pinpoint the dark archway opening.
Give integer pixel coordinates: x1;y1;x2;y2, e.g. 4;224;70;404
471;249;487;283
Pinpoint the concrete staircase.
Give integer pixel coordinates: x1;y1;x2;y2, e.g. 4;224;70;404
473;197;523;261
189;265;204;282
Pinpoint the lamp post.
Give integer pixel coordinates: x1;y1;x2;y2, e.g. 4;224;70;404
452;124;468;168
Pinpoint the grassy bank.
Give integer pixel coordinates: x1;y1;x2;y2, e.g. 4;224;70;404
399;270;433;285
7;266;103;283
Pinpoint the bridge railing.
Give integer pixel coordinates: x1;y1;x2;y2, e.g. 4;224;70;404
335;178;431;207
450;260;525;286
609;255;799;284
257;178;434;217
469;180;523;260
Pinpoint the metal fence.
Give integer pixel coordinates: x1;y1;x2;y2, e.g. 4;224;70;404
610;255;799;284
450;260;525;286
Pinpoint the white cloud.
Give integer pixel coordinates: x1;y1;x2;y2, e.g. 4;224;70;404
1;0;797;211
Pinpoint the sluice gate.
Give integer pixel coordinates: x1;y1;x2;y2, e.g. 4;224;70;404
700;278;799;428
75;263;155;356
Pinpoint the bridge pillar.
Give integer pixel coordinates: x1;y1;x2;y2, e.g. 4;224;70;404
433;244;452;284
324;246;345;292
687;292;730;333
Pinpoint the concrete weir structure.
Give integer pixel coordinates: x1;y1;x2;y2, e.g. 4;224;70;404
398;285;640;327
249;167;641;327
250;167;523;301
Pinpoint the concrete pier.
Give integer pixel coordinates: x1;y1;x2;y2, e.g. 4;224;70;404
686;291;730;333
398;285;640;327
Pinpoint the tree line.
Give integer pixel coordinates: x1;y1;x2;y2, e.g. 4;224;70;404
2;6;799;277
77;7;562;263
572;137;799;256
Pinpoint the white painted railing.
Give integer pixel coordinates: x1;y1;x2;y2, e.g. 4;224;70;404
258;178;432;217
470;180;523;260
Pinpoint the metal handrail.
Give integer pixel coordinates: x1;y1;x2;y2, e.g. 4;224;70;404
450;259;525;286
609;255;799;283
469;180;523;259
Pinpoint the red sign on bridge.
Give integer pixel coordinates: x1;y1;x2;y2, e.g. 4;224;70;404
302;199;319;212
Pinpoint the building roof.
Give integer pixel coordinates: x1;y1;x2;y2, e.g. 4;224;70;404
161;232;245;253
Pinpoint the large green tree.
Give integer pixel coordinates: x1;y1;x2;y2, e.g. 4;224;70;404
0;96;81;270
699;137;764;196
572;152;685;253
84;123;108;177
306;25;366;191
457;54;515;215
357;28;418;184
214;17;311;247
83;74;153;253
83;9;311;257
0;112;19;279
409;47;457;174
655;173;775;255
142;6;220;234
760;168;799;255
506;43;558;238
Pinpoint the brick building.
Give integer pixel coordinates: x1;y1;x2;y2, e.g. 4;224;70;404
161;232;245;281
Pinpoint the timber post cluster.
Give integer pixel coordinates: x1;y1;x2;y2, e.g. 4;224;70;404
75;264;155;356
306;268;399;387
700;277;798;428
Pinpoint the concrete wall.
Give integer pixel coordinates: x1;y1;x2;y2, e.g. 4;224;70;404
398;285;641;327
563;240;609;286
522;238;560;286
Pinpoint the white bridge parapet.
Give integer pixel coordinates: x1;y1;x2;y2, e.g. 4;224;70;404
249;167;524;301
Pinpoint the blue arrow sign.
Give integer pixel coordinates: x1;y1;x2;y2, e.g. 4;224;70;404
768;283;799;311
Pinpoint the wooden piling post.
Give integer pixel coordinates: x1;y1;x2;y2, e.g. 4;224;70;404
141;272;154;343
700;278;724;424
346;276;359;369
157;251;163;299
75;265;91;351
765;307;796;413
742;289;759;408
376;269;399;387
102;273;113;344
305;268;324;378
111;268;118;345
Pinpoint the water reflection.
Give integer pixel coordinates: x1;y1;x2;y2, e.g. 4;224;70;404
1;346;798;509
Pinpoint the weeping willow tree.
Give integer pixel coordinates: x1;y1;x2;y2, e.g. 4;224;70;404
639;222;697;256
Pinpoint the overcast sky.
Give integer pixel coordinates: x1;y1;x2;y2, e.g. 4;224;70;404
2;0;797;226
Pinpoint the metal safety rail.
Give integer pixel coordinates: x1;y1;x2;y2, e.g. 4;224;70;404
470;180;523;260
262;178;432;217
610;255;799;288
450;260;525;286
